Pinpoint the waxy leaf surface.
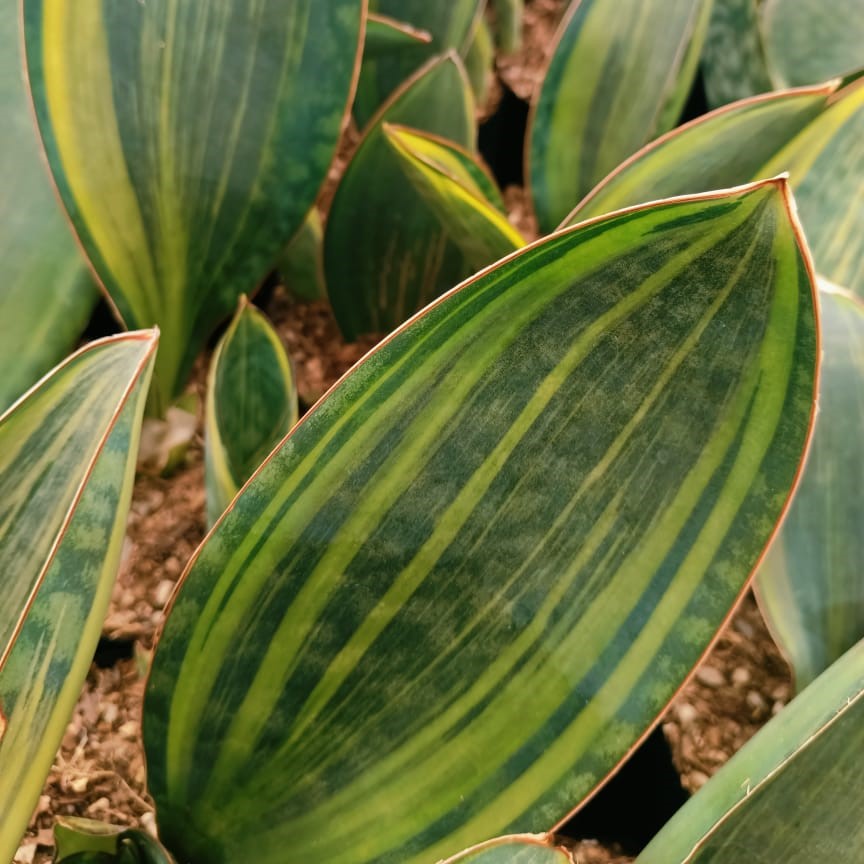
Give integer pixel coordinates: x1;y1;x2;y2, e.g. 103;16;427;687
0;332;157;862
23;0;364;412
757;286;864;689
0;0;95;412
205;298;298;525
636;638;864;863
528;0;713;231
326;54;476;339
442;835;573;864
146;181;816;864
384;124;523;271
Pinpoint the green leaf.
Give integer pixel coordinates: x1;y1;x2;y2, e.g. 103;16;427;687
355;0;484;128
635;638;864;863
488;0;524;54
0;0;96;412
442;835;574;864
567;83;838;223
760;0;864;88
277;208;326;302
528;0;713;231
23;0;364;414
205;297;299;526
756;285;864;689
383;124;524;271
325;54;476;340
464;17;495;109
0;331;157;863
55;817;175;864
700;0;773;107
145;180;816;864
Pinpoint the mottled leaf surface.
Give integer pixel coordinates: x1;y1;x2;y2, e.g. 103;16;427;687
0;332;157;863
325;55;476;339
757;286;864;689
23;0;363;411
528;0;713;231
636;639;864;863
146;182;816;864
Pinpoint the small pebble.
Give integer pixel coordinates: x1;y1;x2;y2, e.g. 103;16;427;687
747;690;768;713
688;770;710;790
675;702;699;726
733;616;756;639
696;665;726;688
140;812;158;838
731;666;751;687
152;579;175;609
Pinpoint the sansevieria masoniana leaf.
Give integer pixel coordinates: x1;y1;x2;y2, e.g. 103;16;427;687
442;835;574;864
383;124;524;271
756;284;864;690
527;0;713;232
23;0;365;414
0;330;157;863
0;0;96;412
325;53;476;339
205;297;298;526
635;638;864;863
145;180;817;864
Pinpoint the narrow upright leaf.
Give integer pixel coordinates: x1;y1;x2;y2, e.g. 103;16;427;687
489;0;524;54
384;124;524;271
0;0;95;412
464;17;495;109
760;0;864;88
145;181;816;864
23;0;364;412
442;835;574;864
325;54;476;339
0;331;157;863
635;639;864;863
277;209;326;302
528;0;713;231
756;285;864;689
205;297;298;526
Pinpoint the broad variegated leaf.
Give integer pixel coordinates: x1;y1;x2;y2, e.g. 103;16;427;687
760;0;864;88
0;0;96;412
383;124;524;270
205;297;298;526
567;83;836;222
756;285;864;689
635;638;864;863
325;54;476;339
0;331;157;863
145;180;817;864
528;0;713;231
23;0;364;413
442;835;573;864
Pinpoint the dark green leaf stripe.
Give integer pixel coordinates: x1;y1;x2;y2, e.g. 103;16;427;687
23;0;364;412
205;297;298;526
442;834;573;864
145;182;816;864
567;83;837;223
383;124;523;271
760;0;864;88
326;54;476;339
355;0;483;127
756;286;864;689
0;0;95;412
528;0;713;232
700;0;773;107
0;332;157;862
636;639;864;863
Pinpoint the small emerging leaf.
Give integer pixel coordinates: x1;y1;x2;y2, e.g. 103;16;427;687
277;208;326;302
464;16;495;109
488;0;524;54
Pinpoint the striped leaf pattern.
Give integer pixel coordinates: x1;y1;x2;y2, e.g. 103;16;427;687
325;54;476;339
383;124;524;271
566;78;864;298
567;84;837;223
355;0;483;127
443;835;573;864
205;297;298;526
145;181;817;864
760;0;864;88
756;286;864;689
0;332;157;863
0;0;96;412
635;638;864;863
528;0;713;232
23;0;364;413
